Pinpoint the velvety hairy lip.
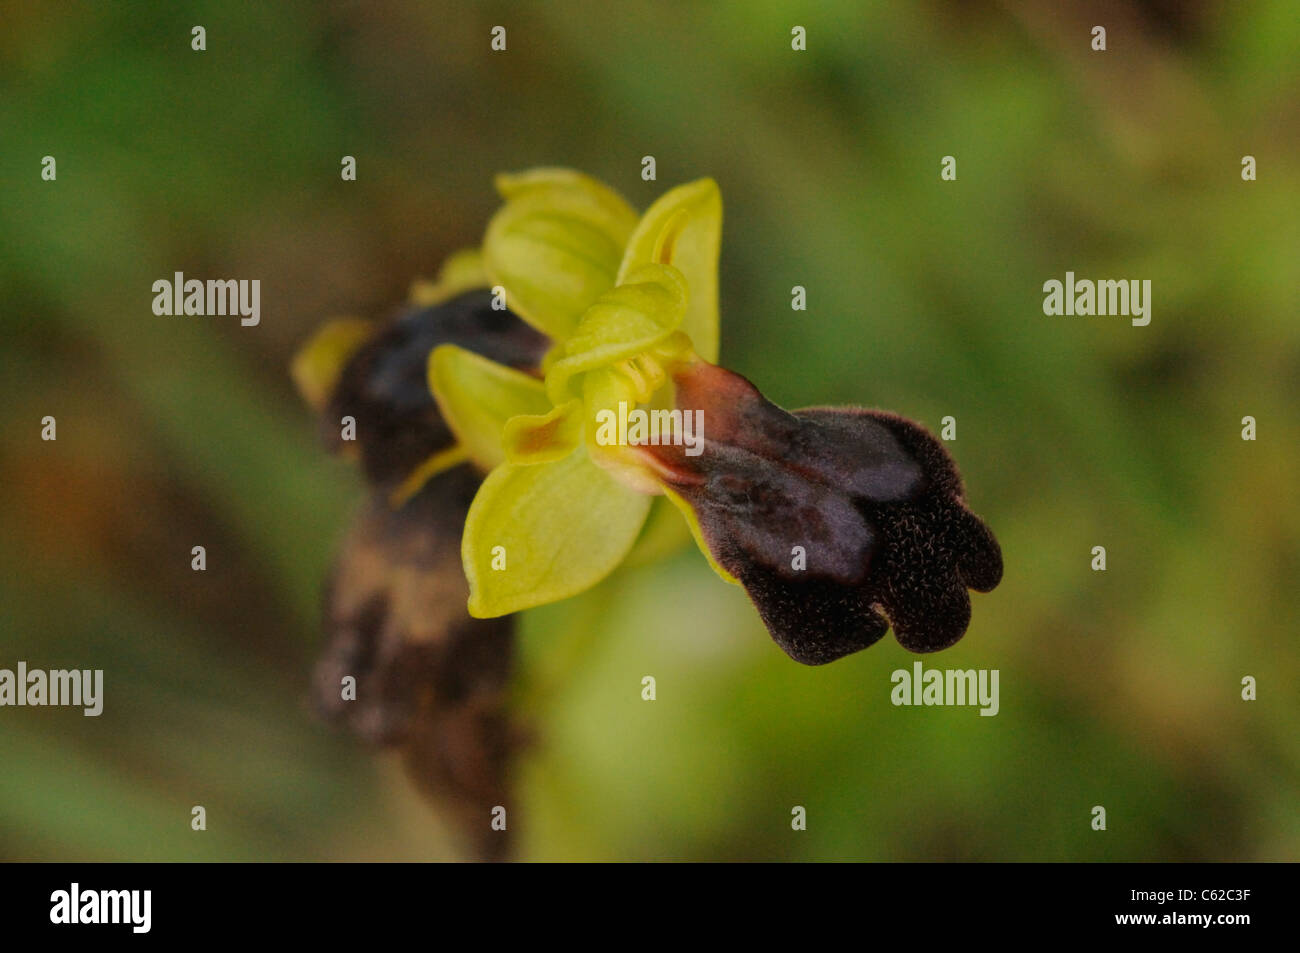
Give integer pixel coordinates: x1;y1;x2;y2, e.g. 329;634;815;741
642;361;1002;664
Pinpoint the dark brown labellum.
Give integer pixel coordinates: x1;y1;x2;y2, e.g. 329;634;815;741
643;361;1002;664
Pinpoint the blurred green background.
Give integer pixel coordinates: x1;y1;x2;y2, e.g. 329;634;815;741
3;0;1298;861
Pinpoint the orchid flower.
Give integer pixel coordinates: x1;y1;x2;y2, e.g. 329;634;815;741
292;168;1004;859
395;168;1004;664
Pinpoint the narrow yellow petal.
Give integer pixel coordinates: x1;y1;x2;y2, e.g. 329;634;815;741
387;443;472;508
501;400;583;465
618;179;722;362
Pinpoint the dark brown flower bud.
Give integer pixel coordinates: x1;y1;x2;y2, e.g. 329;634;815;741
324;290;548;488
305;290;546;860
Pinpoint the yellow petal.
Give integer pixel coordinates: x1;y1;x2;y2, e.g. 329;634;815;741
462;448;652;617
428;344;551;471
483;170;638;341
617;178;722;362
494;168;635;216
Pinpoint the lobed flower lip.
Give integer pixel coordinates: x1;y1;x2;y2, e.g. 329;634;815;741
639;361;1002;664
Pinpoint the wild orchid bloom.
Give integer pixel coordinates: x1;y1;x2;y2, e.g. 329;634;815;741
294;169;1001;856
408;169;1003;664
